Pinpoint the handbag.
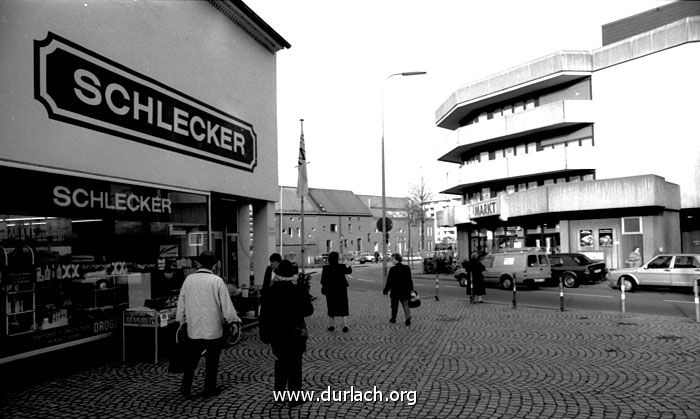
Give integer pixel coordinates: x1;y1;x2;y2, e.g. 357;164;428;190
222;321;241;348
408;290;421;308
168;322;190;374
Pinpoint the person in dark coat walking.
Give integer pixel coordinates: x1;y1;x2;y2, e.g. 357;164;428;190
321;251;351;332
259;260;312;405
383;253;414;326
469;251;486;303
262;253;282;297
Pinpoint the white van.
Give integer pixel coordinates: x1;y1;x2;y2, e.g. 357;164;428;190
480;248;551;289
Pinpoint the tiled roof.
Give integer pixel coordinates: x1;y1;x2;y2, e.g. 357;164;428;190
356;195;409;210
276;187;373;216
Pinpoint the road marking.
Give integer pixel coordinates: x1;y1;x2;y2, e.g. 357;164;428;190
663;299;694;304
355;278;376;283
533;290;613;298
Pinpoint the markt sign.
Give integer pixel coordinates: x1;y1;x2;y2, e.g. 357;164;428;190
34;32;257;171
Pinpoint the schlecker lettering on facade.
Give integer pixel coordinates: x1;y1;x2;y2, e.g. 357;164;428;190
52;185;172;214
35;32;257;171
72;69;247;156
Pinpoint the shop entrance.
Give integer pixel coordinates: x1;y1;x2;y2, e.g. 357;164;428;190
211;195;239;285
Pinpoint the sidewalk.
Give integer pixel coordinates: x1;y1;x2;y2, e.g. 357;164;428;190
1;289;698;418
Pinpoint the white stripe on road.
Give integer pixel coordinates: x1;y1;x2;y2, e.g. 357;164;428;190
663;299;694;304
533;290;613;298
355;278;376;283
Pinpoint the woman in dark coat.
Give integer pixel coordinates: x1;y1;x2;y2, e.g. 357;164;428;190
259;260;312;403
320;251;352;332
469;252;486;303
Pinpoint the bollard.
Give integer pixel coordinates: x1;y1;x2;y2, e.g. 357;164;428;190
435;271;440;301
469;276;474;304
559;276;564;312
620;278;626;315
512;279;517;309
694;278;699;323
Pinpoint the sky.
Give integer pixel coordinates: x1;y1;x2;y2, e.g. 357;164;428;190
244;0;673;199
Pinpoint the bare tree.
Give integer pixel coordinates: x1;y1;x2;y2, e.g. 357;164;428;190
408;178;432;251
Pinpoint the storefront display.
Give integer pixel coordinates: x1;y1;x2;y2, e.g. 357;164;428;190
0;166;208;361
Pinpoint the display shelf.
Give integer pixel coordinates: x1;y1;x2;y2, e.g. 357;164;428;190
3;282;36;336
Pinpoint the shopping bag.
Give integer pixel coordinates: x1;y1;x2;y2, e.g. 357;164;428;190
168;323;190;374
222;321;242;348
408;290;421;308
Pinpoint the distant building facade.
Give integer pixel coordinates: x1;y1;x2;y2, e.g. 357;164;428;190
275;188;435;264
435;1;700;269
276;188;374;264
357;195;435;257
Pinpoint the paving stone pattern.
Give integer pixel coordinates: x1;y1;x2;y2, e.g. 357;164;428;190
1;289;698;418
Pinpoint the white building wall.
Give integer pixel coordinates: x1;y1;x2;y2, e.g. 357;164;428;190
592;42;700;208
0;0;279;201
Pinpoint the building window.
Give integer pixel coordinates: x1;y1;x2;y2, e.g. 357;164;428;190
622;217;642;234
296;227;301;237
330;224;337;232
348;224;352;232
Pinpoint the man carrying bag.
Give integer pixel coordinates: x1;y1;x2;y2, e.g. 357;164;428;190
175;251;241;398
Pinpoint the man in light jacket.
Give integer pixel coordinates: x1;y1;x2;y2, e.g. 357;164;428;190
176;251;240;397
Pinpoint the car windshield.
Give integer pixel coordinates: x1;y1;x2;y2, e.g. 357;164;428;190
647;255;672;269
572;254;590;265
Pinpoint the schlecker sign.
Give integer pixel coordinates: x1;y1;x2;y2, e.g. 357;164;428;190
34;32;257;172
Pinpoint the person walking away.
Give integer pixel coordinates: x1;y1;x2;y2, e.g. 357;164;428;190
259;260;313;406
454;258;472;301
469;252;486;303
626;246;642;268
321;251;351;332
383;253;414;326
176;251;241;398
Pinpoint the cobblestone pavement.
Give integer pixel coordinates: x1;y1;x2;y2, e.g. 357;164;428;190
1;289;699;418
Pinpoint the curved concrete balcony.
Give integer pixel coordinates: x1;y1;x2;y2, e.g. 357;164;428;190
439;100;594;164
440;144;598;193
435;51;592;130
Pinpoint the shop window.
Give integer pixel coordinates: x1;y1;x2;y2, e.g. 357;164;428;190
621;217;642;234
0;170;209;360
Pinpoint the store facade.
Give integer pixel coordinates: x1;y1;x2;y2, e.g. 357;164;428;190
0;1;289;363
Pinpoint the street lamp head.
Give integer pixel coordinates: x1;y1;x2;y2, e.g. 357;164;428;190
401;71;427;76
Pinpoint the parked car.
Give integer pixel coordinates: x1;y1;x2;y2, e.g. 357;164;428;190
358;253;374;264
480;248;551;289
608;254;700;291
549;253;607;288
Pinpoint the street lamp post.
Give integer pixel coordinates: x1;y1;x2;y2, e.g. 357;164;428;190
381;71;426;286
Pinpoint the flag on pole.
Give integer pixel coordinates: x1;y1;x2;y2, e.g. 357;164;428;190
297;119;308;198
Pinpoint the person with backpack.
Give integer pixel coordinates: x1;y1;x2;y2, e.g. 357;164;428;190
259;260;313;405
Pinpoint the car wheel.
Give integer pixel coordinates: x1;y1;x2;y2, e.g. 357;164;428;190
620;276;636;292
563;273;577;288
501;276;513;290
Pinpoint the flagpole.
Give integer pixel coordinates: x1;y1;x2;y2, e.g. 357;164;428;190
279;186;284;257
298;119;306;276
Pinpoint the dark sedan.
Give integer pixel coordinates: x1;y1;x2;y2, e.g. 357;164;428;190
549;253;607;288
